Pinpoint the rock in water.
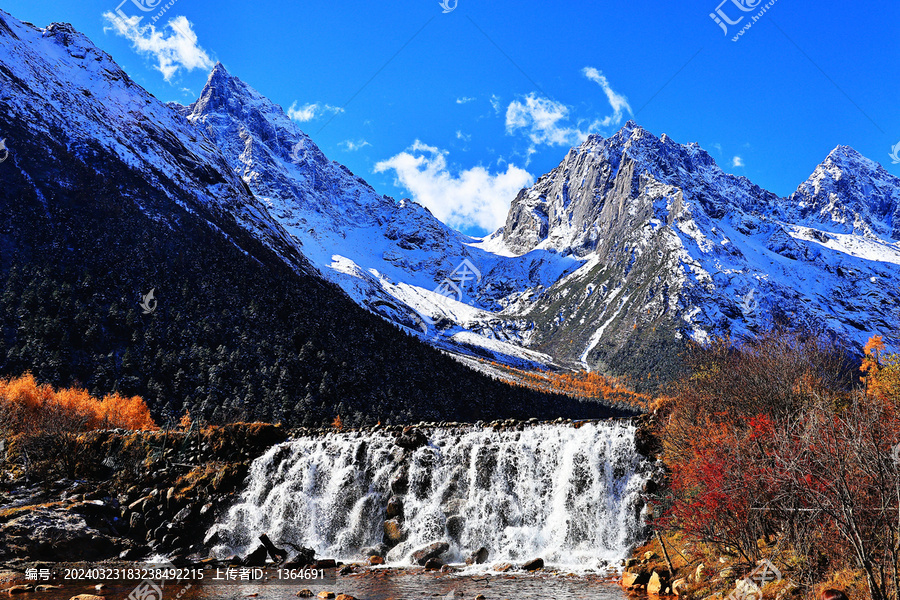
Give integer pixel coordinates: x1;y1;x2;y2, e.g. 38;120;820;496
466;547;489;565
385;496;404;519
410;541;449;565
522;557;544;571
383;518;406;545
396;429;427;450
7;586;34;594
648;571;671;595
622;571;651;589
242;544;268;566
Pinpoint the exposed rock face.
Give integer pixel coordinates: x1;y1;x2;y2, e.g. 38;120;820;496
0;425;288;563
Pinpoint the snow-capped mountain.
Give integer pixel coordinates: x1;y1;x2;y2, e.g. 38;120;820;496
1;9;618;422
0;14;306;275
782;145;900;241
181;64;580;367
496;124;900;376
181;68;898;380
3;7;894;385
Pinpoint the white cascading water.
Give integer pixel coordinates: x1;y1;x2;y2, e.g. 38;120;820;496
209;421;650;569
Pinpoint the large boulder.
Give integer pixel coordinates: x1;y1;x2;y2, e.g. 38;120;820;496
385;541;413;563
0;508;118;562
465;547;489;565
410;541;449;566
396;429;427;450
522;558;544;571
648;571;670;595
390;468;409;495
446;515;465;538
242;544;268;566
622;571;651;589
383;519;406;545
386;497;404;519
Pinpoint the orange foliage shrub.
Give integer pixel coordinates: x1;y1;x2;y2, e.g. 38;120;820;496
0;373;156;434
485;361;650;410
863;335;900;402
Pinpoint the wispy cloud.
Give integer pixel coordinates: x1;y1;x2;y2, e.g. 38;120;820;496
490;94;502;114
456;96;476;104
732;155;745;167
102;14;213;82
581;67;632;128
287;102;344;123
505;94;586;148
375;141;533;232
456;131;472;142
339;139;371;152
504;68;632;157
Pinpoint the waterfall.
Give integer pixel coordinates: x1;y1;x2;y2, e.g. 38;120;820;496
209;421;651;570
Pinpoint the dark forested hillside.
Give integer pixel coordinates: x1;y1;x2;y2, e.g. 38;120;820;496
0;129;630;426
0;12;635;426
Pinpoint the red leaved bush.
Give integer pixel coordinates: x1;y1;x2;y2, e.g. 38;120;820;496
655;329;900;600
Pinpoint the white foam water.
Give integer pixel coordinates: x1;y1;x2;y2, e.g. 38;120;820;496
209;421;650;570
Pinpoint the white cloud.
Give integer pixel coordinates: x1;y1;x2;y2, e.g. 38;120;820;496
456;96;476;104
102;13;213;82
710;142;723;155
581;67;632;128
339;139;371;152
504;69;633;155
732;156;745;167
374;141;533;232
456;131;472;142
287;102;344;123
490;94;502;114
505;94;587;148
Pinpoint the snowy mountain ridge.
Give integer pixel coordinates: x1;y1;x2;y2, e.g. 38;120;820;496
2;9;896;382
180;66;899;378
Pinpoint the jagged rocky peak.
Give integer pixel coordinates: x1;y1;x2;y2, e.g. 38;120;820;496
785;144;900;240
501;121;776;256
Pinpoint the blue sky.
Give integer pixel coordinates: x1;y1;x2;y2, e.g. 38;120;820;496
10;0;900;236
